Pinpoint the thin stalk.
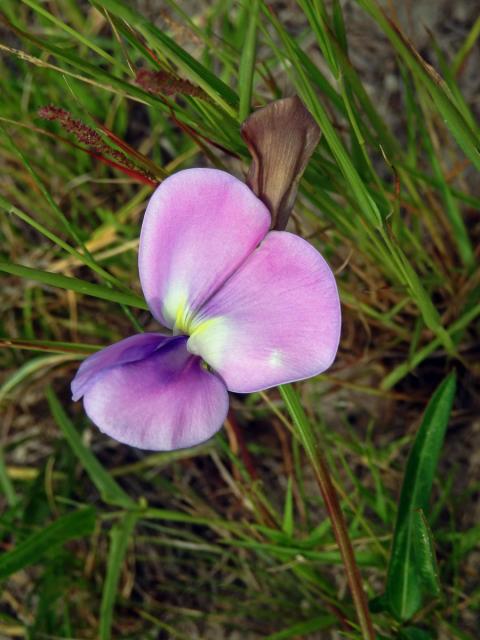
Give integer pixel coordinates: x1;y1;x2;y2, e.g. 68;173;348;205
279;383;375;640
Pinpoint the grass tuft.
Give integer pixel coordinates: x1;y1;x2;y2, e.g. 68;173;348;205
0;1;478;638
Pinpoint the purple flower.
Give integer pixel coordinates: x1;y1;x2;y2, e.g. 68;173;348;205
72;168;341;450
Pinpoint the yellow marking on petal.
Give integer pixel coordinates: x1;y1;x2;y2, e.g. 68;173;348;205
163;288;191;334
187;316;230;366
175;299;189;334
190;316;224;338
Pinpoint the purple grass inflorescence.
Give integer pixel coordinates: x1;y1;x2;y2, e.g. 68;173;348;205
72;168;341;450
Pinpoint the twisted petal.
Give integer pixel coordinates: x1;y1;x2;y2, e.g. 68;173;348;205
139;168;271;329
72;333;170;401
78;336;229;451
188;231;341;393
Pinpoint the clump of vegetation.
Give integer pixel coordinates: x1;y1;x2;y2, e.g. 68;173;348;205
0;1;478;638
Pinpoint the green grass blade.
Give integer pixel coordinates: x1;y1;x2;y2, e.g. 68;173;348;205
382;303;480;388
416;99;474;268
0;123;89;256
0;196;124;288
0;21;204;134
92;0;238;115
452;15;480;75
281;476;294;537
0;354;80;404
0;446;17;507
429;38;477;133
0;338;100;355
264;5;453;354
265;615;336;639
162;0;238;68
238;0;260;121
386;371;456;620
20;0;122;69
384;239;455;354
279;384;317;462
225;539;382;566
297;0;400;158
299;52;346;117
263;6;383;230
297;1;338;77
47;388;135;509
99;511;138;640
357;0;480;171
279;383;376;640
0;262;148;310
0;508;96;580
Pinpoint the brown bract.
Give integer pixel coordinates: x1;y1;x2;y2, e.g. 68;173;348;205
241;96;321;230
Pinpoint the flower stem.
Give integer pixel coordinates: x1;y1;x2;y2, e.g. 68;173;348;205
279;383;375;640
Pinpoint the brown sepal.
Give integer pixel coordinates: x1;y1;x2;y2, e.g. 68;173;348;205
241;96;321;230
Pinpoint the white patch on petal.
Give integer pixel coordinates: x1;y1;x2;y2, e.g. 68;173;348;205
269;349;283;368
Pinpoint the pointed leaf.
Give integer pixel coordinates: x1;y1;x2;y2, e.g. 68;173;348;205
386;372;456;620
412;509;441;597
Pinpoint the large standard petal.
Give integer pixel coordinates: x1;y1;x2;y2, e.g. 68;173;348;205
72;333;170;401
187;231;341;393
81;336;229;451
139;168;271;330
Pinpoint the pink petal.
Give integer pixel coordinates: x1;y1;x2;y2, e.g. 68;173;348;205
72;333;170;401
187;231;341;392
81;336;229;450
139;168;271;329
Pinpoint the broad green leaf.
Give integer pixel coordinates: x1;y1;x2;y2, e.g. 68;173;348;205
0;508;95;579
0;262;148;309
47;388;135;509
412;509;441;598
99;512;138;640
386;372;456;620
